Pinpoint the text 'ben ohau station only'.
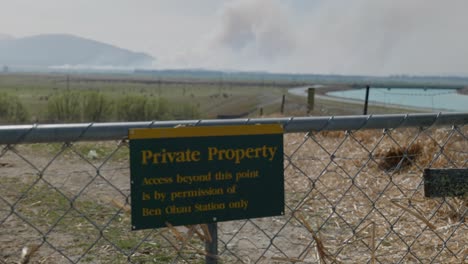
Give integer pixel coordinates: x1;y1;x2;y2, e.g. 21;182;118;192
129;125;284;230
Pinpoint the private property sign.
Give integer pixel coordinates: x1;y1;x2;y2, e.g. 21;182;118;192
129;125;284;230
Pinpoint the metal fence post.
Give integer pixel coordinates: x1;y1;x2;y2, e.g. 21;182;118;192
307;87;315;114
363;85;370;115
280;94;285;114
205;223;218;264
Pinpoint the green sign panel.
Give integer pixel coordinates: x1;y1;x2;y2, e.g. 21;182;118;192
129;125;284;230
424;168;467;197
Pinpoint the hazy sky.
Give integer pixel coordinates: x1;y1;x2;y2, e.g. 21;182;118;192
1;0;468;75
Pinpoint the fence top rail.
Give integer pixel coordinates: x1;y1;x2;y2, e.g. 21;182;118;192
0;112;467;144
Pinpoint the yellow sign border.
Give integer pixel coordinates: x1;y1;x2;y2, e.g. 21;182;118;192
129;124;283;140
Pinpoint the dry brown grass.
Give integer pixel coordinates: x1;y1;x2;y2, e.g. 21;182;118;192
0;125;465;263
282;126;467;263
317;131;345;138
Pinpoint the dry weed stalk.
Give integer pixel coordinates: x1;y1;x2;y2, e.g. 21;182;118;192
165;222;185;242
338;221;378;262
200;224;212;243
110;198;131;214
341;221;374;246
164;223;219;260
391;200;436;230
270;256;305;263
439;198;468;222
295;212;341;264
317;131;345;138
462;247;468;263
0;162;13;167
351;130;379;145
370;222;376;264
190;225;209;242
18;244;40;264
271;247;313;263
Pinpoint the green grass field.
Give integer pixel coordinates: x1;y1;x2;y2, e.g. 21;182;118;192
0;73;430;124
0;73;289;123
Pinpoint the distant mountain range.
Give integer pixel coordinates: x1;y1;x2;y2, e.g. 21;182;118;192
0;34;154;68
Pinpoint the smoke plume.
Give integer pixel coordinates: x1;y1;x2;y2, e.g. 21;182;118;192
214;0;294;59
163;0;468;75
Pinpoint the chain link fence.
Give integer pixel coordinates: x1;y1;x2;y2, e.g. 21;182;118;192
1;113;467;263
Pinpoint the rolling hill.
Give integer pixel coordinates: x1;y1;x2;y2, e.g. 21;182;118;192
0;34;154;68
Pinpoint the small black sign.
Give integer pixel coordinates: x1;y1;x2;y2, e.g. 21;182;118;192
423;169;467;197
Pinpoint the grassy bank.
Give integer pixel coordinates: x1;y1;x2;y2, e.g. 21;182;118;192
0;73;435;124
0;73;287;124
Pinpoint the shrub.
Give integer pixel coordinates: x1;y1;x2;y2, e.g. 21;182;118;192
116;95;199;121
47;91;81;122
81;91;113;122
46;91;200;123
116;95;172;121
0;92;29;123
47;91;112;122
171;103;200;120
154;97;172;120
116;95;149;121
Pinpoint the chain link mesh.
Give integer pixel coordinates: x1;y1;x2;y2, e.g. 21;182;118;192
1;117;466;263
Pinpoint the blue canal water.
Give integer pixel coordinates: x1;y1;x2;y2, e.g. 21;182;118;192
327;88;468;112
